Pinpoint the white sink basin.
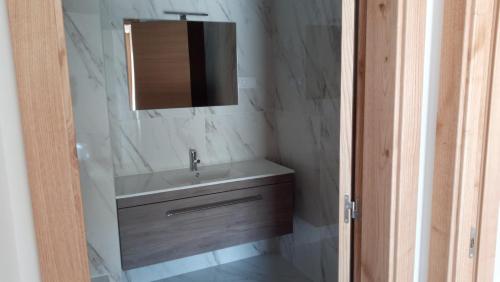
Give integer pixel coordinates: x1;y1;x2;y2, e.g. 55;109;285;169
165;166;236;186
114;159;294;199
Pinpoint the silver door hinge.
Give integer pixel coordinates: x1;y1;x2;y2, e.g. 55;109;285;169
344;194;359;223
469;227;477;258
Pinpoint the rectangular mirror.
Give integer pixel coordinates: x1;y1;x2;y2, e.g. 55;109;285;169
124;20;238;111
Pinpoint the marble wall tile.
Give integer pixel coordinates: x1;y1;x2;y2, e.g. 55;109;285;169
270;0;342;281
204;112;280;165
110;111;279;176
99;0;274;122
64;8;122;282
100;0;279;177
111;115;206;175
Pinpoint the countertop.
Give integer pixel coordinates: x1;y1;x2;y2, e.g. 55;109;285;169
115;159;294;199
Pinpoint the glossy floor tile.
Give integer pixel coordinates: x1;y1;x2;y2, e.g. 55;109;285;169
153;255;312;282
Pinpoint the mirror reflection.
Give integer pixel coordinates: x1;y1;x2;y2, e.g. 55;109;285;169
124;20;238;110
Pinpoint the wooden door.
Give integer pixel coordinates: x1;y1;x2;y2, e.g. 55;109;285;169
428;0;500;280
351;0;427;281
6;0;90;281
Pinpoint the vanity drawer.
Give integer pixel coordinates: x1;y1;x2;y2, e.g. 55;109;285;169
118;182;293;270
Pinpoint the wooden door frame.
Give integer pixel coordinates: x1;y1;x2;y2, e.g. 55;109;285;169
428;0;500;281
5;0;435;281
338;0;356;281
6;0;90;281
352;0;427;281
476;17;500;279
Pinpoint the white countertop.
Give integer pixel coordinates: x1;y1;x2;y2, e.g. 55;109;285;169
115;159;294;199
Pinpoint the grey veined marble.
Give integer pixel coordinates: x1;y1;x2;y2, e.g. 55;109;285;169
100;0;280;178
64;6;122;282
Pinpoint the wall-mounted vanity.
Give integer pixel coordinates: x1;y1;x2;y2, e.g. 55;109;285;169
116;18;297;270
115;159;294;270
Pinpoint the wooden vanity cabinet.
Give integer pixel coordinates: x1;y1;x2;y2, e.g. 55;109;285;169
117;174;294;270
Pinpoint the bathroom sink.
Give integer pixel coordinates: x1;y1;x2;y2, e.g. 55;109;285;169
114;159;294;199
165;166;235;186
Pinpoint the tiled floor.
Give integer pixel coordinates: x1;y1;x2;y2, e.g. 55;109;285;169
91;275;109;282
153;255;312;282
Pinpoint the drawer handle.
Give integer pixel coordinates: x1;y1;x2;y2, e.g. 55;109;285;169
166;195;263;217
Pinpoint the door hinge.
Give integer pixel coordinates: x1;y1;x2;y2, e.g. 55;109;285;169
344;194;359;223
469;227;477;258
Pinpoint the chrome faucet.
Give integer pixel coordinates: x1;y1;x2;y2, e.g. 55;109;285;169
189;149;201;171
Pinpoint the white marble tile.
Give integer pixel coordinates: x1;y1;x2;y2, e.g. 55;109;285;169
63;0;100;14
204;112;279;165
270;0;342;280
99;0;280;179
100;0;273;125
64;10;123;282
124;240;280;282
111;111;280;177
112;115;206;176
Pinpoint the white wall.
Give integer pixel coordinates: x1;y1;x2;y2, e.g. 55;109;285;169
0;0;41;281
414;0;443;281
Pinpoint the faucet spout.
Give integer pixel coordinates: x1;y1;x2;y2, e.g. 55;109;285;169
189;149;201;171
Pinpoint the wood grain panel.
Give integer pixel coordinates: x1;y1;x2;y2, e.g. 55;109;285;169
451;1;497;280
392;1;426;280
128;21;192;110
6;0;90;281
476;4;500;279
427;1;468;280
338;0;356;280
118;183;294;270
361;0;398;278
359;0;426;281
428;0;499;280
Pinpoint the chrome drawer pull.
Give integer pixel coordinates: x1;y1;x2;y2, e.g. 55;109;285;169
166;195;263;217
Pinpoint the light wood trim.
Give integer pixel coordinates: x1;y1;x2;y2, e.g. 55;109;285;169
338;0;356;281
427;0;468;280
476;4;500;279
358;0;426;281
6;0;90;281
392;1;427;280
451;0;497;280
428;0;499;281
